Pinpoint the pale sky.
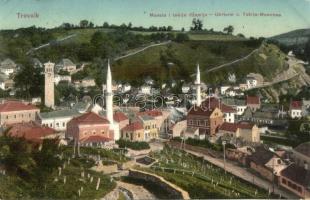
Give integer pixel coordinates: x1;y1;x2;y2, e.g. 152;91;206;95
0;0;309;37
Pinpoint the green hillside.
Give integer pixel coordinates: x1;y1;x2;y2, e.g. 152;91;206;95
112;40;287;85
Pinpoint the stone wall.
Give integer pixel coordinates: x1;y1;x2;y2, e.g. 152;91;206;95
128;169;190;199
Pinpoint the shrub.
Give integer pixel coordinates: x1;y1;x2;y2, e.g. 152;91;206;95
116;139;150;150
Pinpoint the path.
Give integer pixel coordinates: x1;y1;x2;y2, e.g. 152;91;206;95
117;181;156;200
190;48;259;77
168;143;297;199
26;34;77;55
114;41;171;61
246;57;302;91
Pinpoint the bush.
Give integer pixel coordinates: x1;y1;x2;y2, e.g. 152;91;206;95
116;139;150;150
175;33;189;43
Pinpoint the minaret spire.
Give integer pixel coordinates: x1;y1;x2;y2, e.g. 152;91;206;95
196;63;201;107
106;59;113;124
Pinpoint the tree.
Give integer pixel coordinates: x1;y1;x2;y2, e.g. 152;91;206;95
237;33;245;38
190;18;203;31
79;20;89;28
14;58;44;98
127;22;132;29
167;26;173;31
103;22;109;28
175;33;189;43
89;21;94;28
223;25;234;35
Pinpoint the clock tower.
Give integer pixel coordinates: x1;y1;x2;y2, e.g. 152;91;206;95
44;61;55;108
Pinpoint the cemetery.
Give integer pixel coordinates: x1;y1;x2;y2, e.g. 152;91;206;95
136;146;279;199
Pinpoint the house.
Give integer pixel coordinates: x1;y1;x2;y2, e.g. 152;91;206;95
291;142;310;169
32;58;43;68
247;146;286;182
56;58;76;73
239;83;248;91
246;96;261;111
122;83;131;93
0;58;17;76
241;107;287;128
7;121;56;144
38;109;80;132
140;84;151;95
137;115;159;141
144;76;154;85
0;101;40;126
184;127;201;139
225;146;254;166
182;83;191;94
137;109;169;135
222;98;247;116
202;97;236;123
0;73;10;90
54;74;71;85
220;86;231;95
80;77;96;88
218;122;260;143
187;106;223;138
279;164;310;199
66;112;114;147
289;101;302;119
170;120;187;138
121;121;144;141
246;73;264;89
113;111;129;130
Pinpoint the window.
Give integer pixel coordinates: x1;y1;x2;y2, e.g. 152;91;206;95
14;115;16;119
6;115;8;119
101;131;105;134
63;122;65;127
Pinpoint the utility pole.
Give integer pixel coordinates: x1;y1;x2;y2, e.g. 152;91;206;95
222;141;226;174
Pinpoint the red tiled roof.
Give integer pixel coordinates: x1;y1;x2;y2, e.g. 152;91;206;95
219;122;239;132
219;122;254;132
80;135;112;143
294;142;310;157
122;121;144;132
290;101;302;109
71;112;109;124
188;106;214;117
113;112;128;122
238;122;255;129
246;96;260;105
0;101;39;112
138;110;163;117
7;121;55;143
201;97;236;113
280;164;310;187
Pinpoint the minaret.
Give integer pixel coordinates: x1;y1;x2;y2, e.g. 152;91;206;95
44;61;55;108
196;64;201;107
105;60;113;124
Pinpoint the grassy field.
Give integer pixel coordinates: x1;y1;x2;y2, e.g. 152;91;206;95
138;146;278;199
113;39;287;85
